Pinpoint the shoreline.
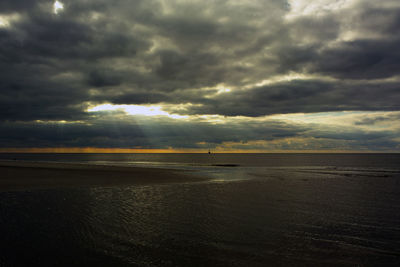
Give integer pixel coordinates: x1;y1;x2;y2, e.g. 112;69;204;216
0;160;207;192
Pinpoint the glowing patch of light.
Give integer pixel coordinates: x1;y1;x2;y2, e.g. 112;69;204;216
0;18;7;27
270;111;362;124
286;0;353;19
254;73;323;88
269;111;400;131
0;14;20;28
88;104;187;119
53;1;64;14
216;86;231;94
34;120;85;124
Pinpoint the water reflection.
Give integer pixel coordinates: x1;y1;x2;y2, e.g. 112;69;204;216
1;170;400;266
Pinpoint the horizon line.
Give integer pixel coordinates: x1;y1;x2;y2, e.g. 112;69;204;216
0;147;398;154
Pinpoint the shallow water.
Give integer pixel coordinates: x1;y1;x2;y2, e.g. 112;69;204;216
1;152;400;169
0;154;400;266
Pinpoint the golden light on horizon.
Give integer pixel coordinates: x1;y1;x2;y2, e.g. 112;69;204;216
0;147;388;154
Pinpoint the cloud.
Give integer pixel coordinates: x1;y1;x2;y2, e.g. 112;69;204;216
1;111;399;151
167;79;400;116
1;0;400;150
0;113;306;149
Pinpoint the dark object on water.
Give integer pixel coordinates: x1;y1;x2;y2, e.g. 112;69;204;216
208;149;211;154
212;164;240;167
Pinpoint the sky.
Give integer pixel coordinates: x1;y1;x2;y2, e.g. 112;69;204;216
1;0;400;152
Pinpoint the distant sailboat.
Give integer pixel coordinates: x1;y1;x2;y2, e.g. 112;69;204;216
208;149;211;154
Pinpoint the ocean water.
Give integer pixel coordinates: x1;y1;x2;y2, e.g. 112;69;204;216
0;153;400;266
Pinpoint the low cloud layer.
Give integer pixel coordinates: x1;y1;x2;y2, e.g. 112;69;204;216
1;0;400;150
1;110;399;151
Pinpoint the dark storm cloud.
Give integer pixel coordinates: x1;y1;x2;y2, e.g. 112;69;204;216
3;0;400;121
111;92;168;105
88;69;123;87
1;112;398;151
0;115;307;148
0;119;150;148
284;3;400;79
167;79;400;116
0;62;89;121
0;0;400;120
0;0;44;13
1;0;400;150
311;38;400;79
0;0;152;121
0;0;289;122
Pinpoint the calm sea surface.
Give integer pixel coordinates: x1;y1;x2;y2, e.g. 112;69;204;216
1;153;400;266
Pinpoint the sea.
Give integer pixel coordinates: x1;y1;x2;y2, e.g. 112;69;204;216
0;153;399;266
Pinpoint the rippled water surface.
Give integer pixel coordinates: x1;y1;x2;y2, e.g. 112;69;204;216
1;154;400;266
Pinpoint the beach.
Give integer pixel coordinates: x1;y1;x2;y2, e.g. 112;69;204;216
0;154;399;266
0;160;205;192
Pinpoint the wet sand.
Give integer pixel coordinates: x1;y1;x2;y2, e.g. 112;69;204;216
0;160;205;192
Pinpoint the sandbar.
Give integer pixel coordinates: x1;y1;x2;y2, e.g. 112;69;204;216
0;160;206;192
